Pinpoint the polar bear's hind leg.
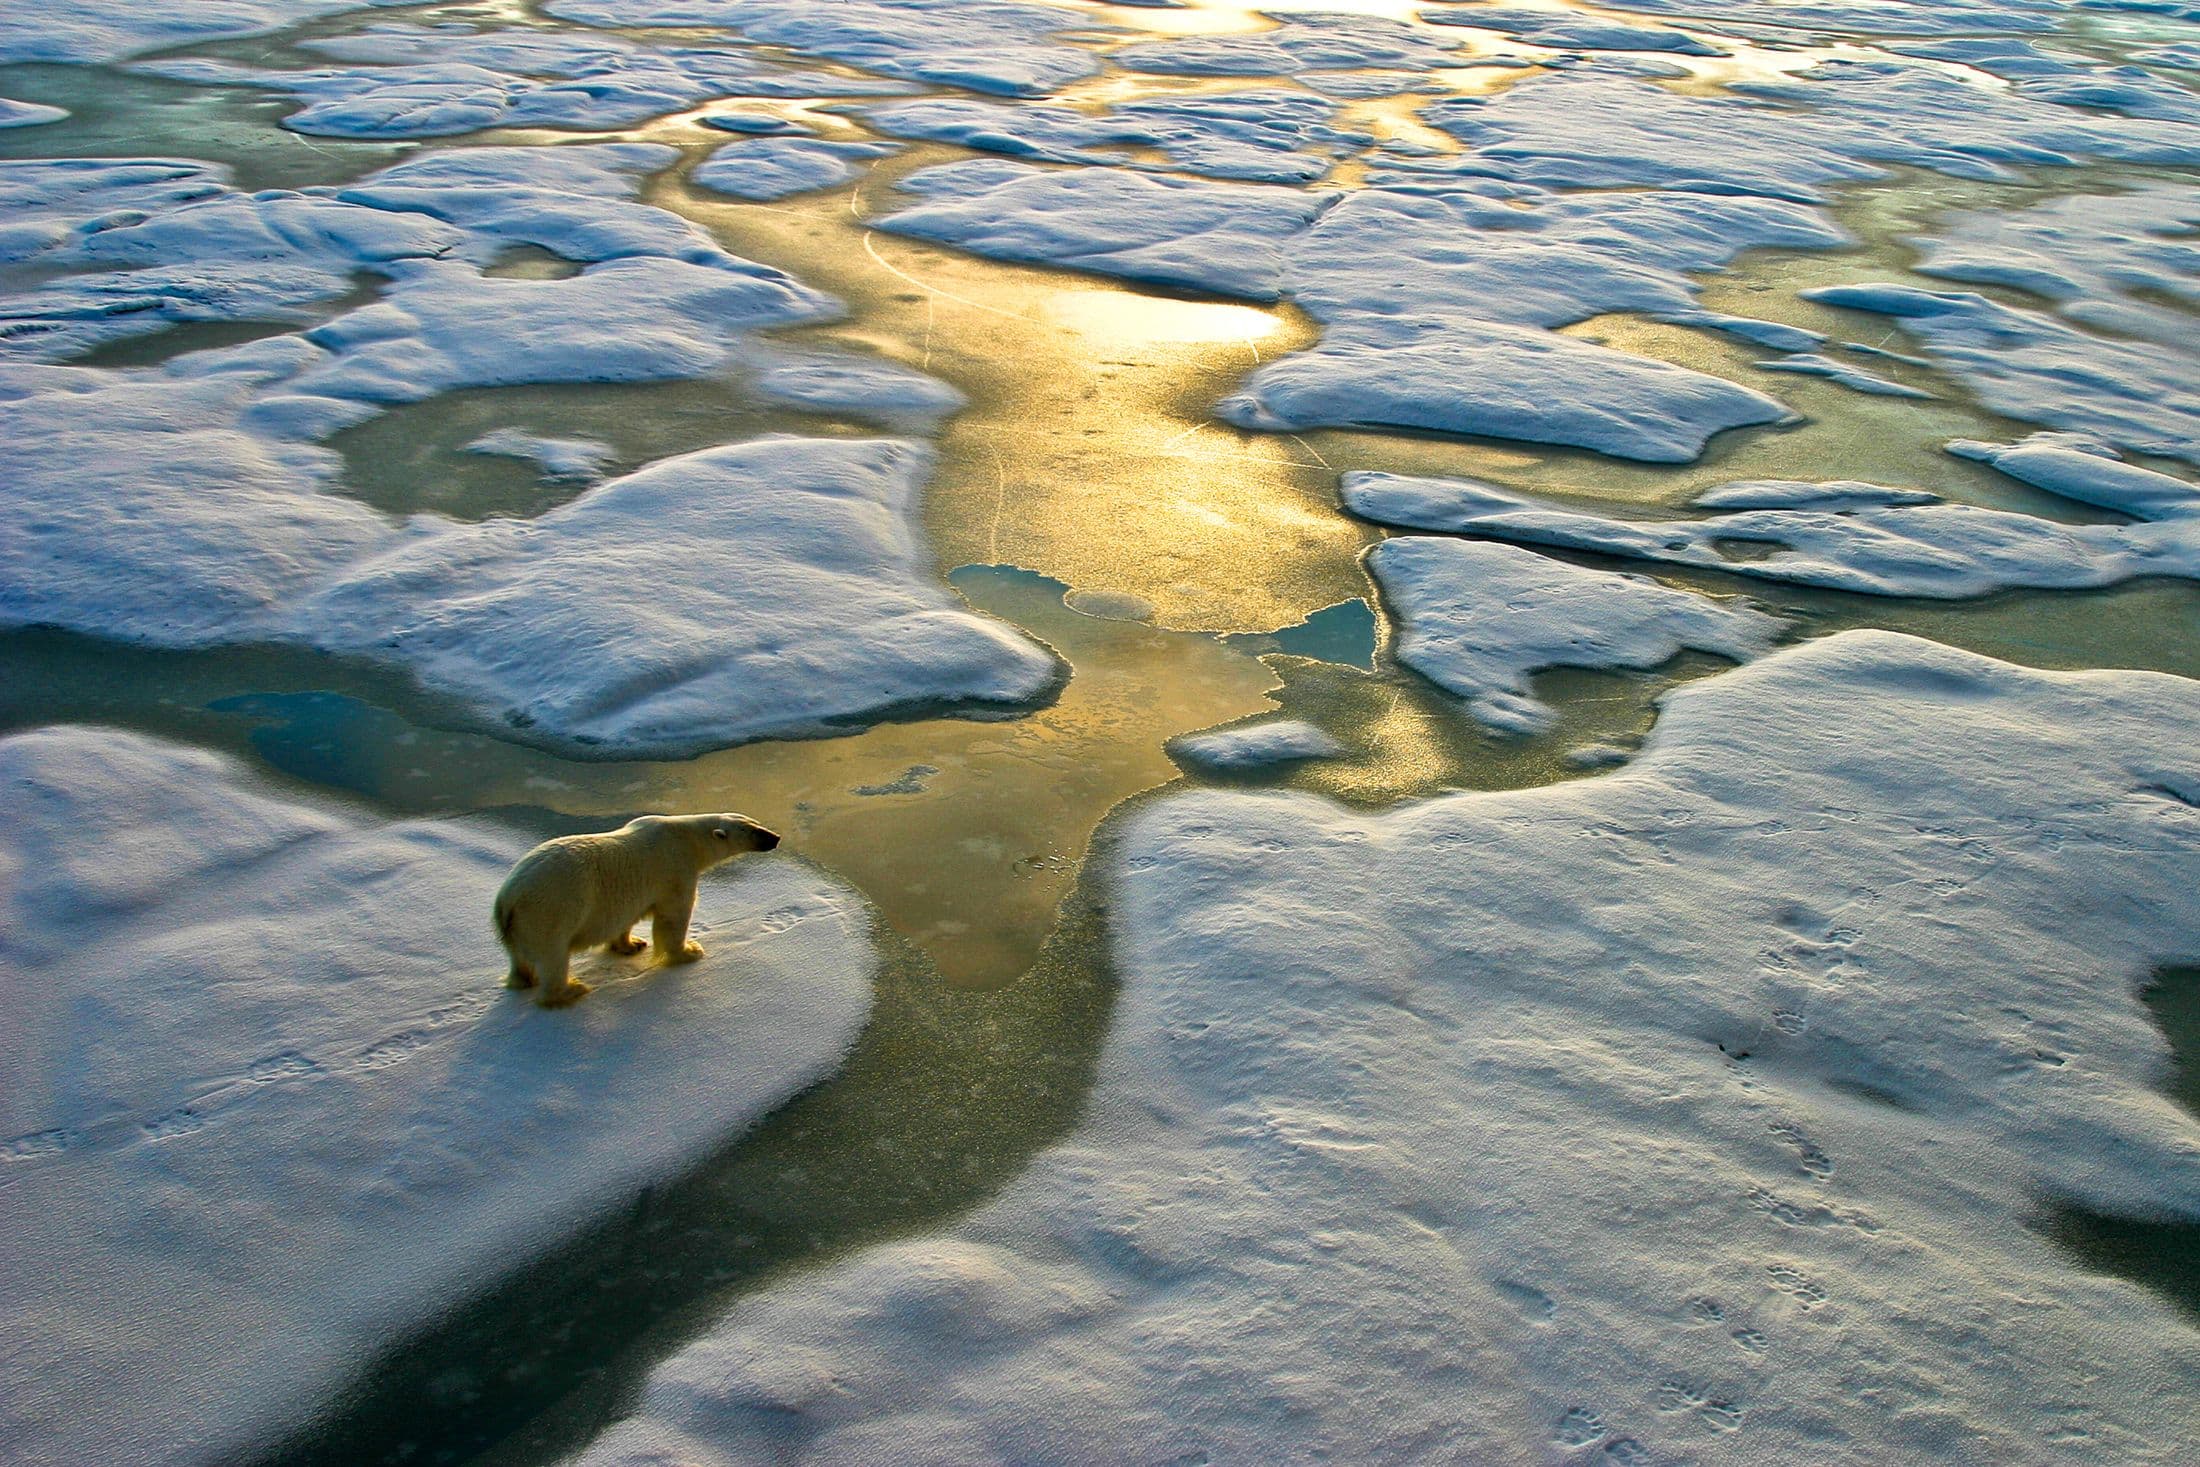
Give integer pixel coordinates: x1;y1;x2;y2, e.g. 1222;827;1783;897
606;929;646;955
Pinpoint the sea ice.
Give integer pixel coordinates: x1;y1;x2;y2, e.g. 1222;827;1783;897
1423;64;2200;200
1111;11;1468;76
1424;6;1728;55
878;160;1331;300
1369;536;1786;732
546;0;1106;97
0;97;65;127
463;428;618;481
1341;447;2200;599
0;0;392;64
880;166;1833;459
0;725;877;1467
573;631;2200;1466
1168;719;1347;771
1804;283;2200;466
691;137;900;201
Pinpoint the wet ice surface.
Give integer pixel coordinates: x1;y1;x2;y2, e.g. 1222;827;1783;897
4;0;2200;1461
0;725;876;1467
579;634;2200;1467
1344;436;2200;598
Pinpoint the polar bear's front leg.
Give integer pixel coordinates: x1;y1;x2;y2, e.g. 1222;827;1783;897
652;884;705;963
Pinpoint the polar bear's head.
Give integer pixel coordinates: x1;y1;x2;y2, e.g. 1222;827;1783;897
646;812;782;866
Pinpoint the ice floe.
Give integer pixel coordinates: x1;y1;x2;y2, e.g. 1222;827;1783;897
0;0;391;64
1341;438;2200;599
1168;718;1347;771
0;725;877;1467
142;26;915;139
859;90;1361;185
574;630;2200;1466
1423;63;2200;200
546;0;1106;97
880;165;1834;458
1111;10;1469;76
1804;282;2200;466
464;428;618;481
692;137;900;200
1369;536;1785;732
1425;5;1729;55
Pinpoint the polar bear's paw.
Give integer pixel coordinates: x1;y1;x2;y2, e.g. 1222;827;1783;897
606;933;647;955
670;941;706;964
505;966;537;990
538;979;594;1008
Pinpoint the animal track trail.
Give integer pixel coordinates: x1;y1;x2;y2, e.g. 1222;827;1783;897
1768;1120;1833;1178
1654;1381;1744;1433
1553;1407;1606;1448
1765;1263;1829;1309
1730;1327;1767;1354
9;996;497;1166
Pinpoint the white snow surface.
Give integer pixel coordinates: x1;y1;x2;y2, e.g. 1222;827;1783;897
0;0;395;63
1369;536;1786;732
291;437;1063;752
1804;282;2200;466
141;28;913;140
1425;6;1728;55
1111;10;1469;75
575;630;2200;1466
545;0;1107;96
859;91;1360;185
0;96;64;127
1341;446;2200;599
1423;63;2200;200
881;166;1836;459
463;428;618;481
0;725;878;1467
1168;718;1346;770
691;137;899;200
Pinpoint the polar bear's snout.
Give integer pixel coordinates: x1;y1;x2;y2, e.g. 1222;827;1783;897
494;811;785;1007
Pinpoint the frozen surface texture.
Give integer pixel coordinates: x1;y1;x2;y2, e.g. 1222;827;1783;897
1168;718;1346;771
0;726;877;1467
1112;11;1469;75
0;0;393;63
692;137;900;200
575;632;2200;1466
1423;65;2200;199
1341;441;2200;599
545;0;1105;96
292;437;1064;753
881;167;1836;458
0;145;1034;754
1812;183;2200;463
1369;536;1786;732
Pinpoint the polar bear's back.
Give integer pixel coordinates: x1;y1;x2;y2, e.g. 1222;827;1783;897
495;827;667;947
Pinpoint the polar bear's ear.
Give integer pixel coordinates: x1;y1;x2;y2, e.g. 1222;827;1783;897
711;827;729;840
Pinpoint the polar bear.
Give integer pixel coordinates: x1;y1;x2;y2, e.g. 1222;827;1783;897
494;813;781;1007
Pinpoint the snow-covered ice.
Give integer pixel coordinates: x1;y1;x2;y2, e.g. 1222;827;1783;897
692;137;899;201
1369;535;1786;732
1341;445;2200;599
881;166;1837;459
1804;283;2200;466
1111;11;1469;76
879;160;1330;300
1424;6;1729;56
545;0;1106;97
463;428;618;482
574;631;2200;1466
1168;718;1347;771
291;437;1064;753
0;725;878;1467
0;0;391;64
0;97;65;127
